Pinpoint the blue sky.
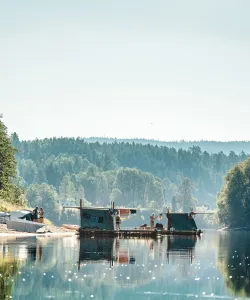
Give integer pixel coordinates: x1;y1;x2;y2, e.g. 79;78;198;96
1;0;250;141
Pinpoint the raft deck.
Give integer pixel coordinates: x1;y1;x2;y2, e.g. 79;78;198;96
78;228;202;238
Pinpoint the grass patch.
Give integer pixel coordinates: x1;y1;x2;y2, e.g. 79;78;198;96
0;198;26;212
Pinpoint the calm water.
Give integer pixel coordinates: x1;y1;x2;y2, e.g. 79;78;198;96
1;231;250;299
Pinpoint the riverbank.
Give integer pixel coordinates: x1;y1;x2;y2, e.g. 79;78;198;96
0;198;25;213
0;224;76;237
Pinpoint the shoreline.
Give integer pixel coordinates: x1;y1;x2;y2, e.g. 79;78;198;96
0;223;76;238
0;232;76;238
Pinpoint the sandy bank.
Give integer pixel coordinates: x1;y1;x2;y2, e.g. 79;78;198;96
0;224;76;238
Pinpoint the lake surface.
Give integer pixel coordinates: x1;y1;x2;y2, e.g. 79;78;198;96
1;231;250;299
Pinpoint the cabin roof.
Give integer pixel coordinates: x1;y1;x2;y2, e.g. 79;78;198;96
165;212;190;215
82;207;110;210
82;207;137;213
64;206;137;212
167;213;197;231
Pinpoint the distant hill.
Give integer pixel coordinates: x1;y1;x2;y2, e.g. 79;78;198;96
84;138;250;155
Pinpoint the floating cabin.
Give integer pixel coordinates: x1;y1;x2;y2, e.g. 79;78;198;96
166;212;198;231
64;201;202;237
80;207;136;230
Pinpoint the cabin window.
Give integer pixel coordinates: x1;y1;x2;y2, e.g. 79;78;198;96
98;217;104;223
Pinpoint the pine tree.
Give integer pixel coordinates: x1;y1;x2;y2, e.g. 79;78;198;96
0;115;21;202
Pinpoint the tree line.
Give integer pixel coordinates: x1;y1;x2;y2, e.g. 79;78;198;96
2;115;247;227
11;134;248;213
2;115;249;227
84;137;250;155
217;157;250;228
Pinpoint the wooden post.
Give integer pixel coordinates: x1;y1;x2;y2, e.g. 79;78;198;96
80;199;82;209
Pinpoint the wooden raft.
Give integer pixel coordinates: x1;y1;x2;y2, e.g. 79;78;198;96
77;228;201;238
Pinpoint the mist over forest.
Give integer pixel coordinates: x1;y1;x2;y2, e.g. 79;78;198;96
85;137;250;155
11;134;250;225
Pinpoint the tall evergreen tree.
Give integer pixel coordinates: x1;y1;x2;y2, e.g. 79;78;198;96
0;116;23;203
0;116;16;189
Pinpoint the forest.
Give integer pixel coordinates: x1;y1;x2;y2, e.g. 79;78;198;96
2;112;250;226
9;133;249;224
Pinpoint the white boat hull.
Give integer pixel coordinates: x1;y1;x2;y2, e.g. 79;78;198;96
7;219;45;233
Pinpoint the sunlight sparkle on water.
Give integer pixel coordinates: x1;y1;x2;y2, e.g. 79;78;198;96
2;232;250;299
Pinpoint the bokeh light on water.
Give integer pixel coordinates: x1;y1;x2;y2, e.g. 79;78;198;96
1;232;250;299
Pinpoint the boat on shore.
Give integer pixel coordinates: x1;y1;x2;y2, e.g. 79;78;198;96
62;224;80;231
7;219;45;233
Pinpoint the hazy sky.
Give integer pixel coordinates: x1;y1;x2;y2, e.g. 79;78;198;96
1;0;250;141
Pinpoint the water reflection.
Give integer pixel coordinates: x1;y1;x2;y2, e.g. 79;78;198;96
217;232;250;298
167;236;197;264
1;233;235;300
78;236;197;268
0;237;23;300
79;238;114;263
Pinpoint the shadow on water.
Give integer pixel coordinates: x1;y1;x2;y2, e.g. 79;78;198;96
217;231;250;298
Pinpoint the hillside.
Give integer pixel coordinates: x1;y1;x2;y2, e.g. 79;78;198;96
0;198;25;213
12;136;249;218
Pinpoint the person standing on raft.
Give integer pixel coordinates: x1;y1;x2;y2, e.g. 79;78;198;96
150;213;156;229
116;210;121;231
